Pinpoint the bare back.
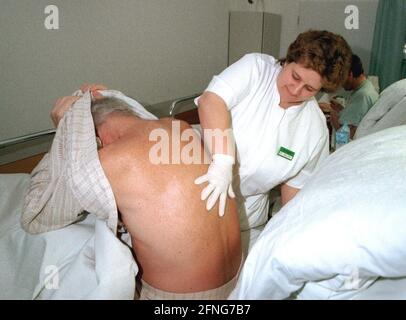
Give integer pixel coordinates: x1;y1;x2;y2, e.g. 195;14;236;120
99;118;241;293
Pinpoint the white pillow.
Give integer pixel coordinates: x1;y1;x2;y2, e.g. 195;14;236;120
230;125;406;299
355;79;406;139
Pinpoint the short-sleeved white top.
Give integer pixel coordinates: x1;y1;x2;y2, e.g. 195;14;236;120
196;53;329;230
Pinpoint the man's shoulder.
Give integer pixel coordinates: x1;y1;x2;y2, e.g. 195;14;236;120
98;119;198;168
352;81;379;107
97;141;130;172
358;80;379;98
365;80;379;102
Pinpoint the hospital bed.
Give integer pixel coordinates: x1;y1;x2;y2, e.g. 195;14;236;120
0;96;193;299
0;94;213;300
0;108;139;299
0;172;137;299
0;91;263;299
230;125;406;300
3;92;405;300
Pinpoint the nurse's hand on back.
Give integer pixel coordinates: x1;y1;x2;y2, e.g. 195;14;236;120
193;90;238;217
194;153;235;217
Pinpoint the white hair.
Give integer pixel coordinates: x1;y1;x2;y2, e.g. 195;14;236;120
91;97;138;127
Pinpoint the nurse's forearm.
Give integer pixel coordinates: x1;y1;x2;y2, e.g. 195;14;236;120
197;92;234;156
281;183;300;206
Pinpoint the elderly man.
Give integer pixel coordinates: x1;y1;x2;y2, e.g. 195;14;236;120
50;85;242;300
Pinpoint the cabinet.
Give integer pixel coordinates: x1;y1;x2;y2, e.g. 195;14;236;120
228;11;282;66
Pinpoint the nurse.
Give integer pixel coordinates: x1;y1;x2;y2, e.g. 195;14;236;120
194;30;352;232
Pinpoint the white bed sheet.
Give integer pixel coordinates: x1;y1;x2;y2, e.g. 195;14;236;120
352;277;406;300
0;173;138;300
230;126;406;300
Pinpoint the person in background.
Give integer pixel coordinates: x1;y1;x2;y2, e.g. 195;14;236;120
193;30;352;244
327;54;379;139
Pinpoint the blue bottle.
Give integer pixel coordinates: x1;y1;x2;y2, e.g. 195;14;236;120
335;123;350;150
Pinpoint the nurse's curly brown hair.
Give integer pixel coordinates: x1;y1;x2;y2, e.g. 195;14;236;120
279;30;352;93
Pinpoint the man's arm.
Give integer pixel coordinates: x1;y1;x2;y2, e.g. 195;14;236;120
281;183;300;206
51;96;80;127
330;109;341;130
349;125;357;139
50;83;107;127
330;98;344;112
320;98;345;131
318;102;332;113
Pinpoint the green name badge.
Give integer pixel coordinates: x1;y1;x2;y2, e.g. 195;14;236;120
277;146;295;161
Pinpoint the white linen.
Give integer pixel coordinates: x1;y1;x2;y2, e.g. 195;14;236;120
240;224;265;258
355;79;406;139
352;277;406;300
195;53;329;230
229;125;406;300
22;90;158;235
0;173;138;299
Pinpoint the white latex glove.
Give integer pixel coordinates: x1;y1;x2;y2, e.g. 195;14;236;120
194;154;235;217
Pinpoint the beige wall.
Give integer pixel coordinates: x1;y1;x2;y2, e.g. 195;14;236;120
228;0;378;71
297;0;378;73
227;0;300;58
0;0;231;142
0;0;379;164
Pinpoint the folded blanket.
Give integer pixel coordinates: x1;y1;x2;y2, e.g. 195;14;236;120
21;90;157;234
